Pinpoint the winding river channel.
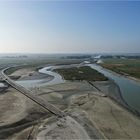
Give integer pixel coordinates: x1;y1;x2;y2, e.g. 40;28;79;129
16;66;65;88
16;63;140;113
89;64;140;113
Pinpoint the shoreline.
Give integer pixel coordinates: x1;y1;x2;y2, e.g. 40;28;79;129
39;65;140;117
101;64;140;84
89;80;140;117
126;75;140;84
8;64;140;117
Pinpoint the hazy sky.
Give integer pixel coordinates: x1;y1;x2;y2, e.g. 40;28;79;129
0;1;140;53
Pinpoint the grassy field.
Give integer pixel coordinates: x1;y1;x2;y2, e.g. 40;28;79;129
101;58;140;79
0;57;83;75
0;57;83;67
54;66;108;81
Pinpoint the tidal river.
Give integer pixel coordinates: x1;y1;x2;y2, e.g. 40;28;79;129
16;63;140;113
89;64;140;113
16;64;77;88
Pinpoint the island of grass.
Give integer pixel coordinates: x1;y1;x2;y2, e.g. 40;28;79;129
101;58;140;79
54;66;108;81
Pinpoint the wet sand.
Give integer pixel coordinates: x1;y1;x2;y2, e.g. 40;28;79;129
0;88;27;126
35;81;140;139
10;68;53;81
0;86;49;139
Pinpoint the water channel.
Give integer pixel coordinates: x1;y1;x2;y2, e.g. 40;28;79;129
16;63;140;113
88;64;140;113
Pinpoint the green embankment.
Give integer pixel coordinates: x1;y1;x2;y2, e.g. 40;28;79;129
101;58;140;79
54;66;108;81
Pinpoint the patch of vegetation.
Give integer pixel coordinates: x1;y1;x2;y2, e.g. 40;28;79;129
102;58;140;79
0;57;83;75
0;57;82;67
4;67;22;75
54;66;108;81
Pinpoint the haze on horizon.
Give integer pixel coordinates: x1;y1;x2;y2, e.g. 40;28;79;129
0;1;140;54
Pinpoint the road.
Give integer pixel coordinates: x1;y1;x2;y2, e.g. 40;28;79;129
0;67;66;118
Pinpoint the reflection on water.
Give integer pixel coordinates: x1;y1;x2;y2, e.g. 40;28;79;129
39;66;65;86
89;64;140;113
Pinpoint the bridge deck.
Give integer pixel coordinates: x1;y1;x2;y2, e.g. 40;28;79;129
0;68;66;117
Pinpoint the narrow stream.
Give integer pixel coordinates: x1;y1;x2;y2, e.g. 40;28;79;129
38;66;65;86
16;66;65;88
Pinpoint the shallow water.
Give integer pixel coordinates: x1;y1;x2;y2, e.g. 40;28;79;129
89;64;140;113
16;63;140;113
0;83;6;87
38;66;65;86
16;66;65;88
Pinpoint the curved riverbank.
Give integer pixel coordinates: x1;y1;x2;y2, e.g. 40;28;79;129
40;64;140;116
1;64;140;139
38;66;65;86
9;63;140;116
88;64;140;115
15;66;65;88
126;75;140;84
88;80;140;117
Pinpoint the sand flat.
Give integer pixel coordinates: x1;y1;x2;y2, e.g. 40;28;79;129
72;93;140;139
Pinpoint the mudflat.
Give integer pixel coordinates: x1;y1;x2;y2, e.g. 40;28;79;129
0;78;140;139
36;81;140;139
0;88;27;126
10;68;51;80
